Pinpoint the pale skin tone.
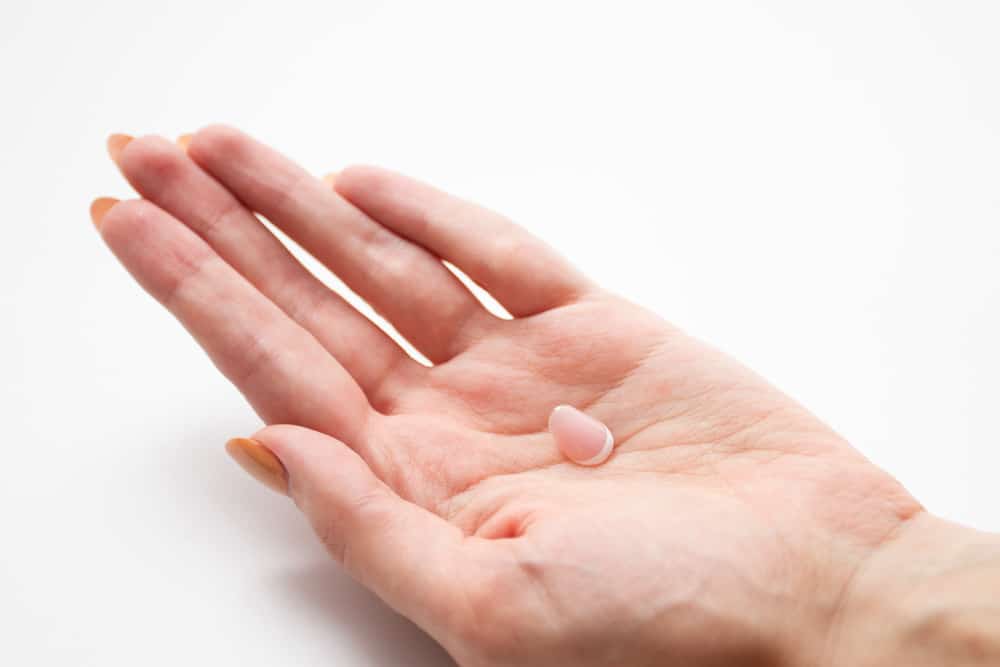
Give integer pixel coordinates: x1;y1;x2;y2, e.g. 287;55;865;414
92;126;1000;666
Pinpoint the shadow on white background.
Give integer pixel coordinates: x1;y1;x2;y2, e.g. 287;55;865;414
268;561;453;665
168;416;456;667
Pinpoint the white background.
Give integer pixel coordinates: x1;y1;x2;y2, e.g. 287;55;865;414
2;1;998;664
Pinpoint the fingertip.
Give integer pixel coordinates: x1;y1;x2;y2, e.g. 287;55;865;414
106;133;133;164
225;437;289;495
321;172;338;187
177;133;193;151
89;196;120;229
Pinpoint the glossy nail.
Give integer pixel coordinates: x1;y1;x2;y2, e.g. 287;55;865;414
225;437;289;495
548;405;614;466
89;197;119;229
321;172;338;187
177;134;193;151
106;133;133;164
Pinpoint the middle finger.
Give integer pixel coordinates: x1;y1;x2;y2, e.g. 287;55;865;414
184;125;497;364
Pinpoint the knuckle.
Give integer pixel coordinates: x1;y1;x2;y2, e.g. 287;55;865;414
312;511;348;563
196;196;243;240
483;232;532;280
370;238;413;281
158;253;217;312
452;563;531;660
311;488;393;574
278;280;335;340
348;488;396;527
227;326;285;388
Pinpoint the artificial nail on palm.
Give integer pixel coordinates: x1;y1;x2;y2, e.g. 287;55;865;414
548;405;614;466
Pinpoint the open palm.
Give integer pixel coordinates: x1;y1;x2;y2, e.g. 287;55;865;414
96;126;921;666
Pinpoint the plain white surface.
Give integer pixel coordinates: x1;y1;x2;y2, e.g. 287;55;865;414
2;1;999;664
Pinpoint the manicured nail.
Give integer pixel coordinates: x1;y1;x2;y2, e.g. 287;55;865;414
89;197;119;229
548;405;614;466
225;437;288;494
177;134;193;151
321;172;338;187
106;133;133;164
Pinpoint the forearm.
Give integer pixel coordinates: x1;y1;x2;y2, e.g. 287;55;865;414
829;512;1000;666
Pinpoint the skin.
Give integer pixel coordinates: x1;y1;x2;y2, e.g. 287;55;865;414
92;126;1000;666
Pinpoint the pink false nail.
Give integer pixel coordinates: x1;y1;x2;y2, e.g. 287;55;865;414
548;405;615;466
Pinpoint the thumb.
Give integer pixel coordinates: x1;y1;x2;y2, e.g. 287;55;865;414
225;424;464;629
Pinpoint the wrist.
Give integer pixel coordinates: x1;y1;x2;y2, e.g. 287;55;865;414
827;512;1000;666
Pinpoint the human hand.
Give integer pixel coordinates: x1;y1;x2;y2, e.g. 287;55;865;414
93;126;926;666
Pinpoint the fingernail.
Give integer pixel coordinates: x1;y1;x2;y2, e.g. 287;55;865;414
225;437;289;495
548;405;615;466
106;133;133;164
89;197;119;229
321;172;338;187
177;134;193;151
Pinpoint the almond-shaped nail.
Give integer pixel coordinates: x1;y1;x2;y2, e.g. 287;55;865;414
177;134;193;151
321;172;338;187
89;197;119;229
106;133;133;164
548;405;615;466
226;437;289;495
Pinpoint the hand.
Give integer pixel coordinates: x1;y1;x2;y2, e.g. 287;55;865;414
94;126;923;666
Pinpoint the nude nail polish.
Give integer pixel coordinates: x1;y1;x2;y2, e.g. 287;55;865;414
225;437;289;495
177;134;193;150
89;197;119;228
106;133;133;164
